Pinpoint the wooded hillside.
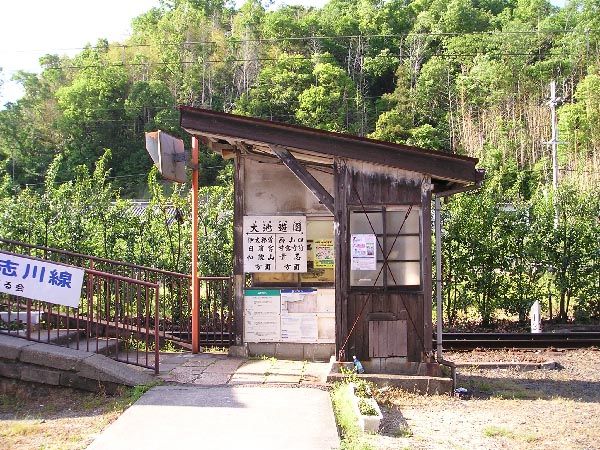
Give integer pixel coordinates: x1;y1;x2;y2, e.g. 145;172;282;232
0;0;598;324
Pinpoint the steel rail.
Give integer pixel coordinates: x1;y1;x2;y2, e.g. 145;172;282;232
434;332;600;350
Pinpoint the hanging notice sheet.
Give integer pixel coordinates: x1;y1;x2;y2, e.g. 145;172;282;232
280;289;335;343
0;251;84;308
244;288;335;344
244;289;281;343
350;234;377;270
313;239;334;268
243;216;307;273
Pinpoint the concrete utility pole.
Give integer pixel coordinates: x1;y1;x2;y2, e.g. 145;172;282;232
548;80;560;227
546;80;561;321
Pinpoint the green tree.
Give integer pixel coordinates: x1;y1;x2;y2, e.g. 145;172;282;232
234;53;313;122
295;56;358;132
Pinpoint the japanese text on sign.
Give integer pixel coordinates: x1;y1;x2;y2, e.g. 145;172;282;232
313;239;334;268
243;216;307;273
0;251;85;308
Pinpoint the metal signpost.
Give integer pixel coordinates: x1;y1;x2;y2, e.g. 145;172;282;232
145;130;200;353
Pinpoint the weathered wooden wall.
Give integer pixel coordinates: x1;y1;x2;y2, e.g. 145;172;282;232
336;160;432;362
243;156;333;215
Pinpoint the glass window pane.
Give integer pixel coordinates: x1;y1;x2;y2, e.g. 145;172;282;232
350;212;383;234
386;262;421;286
386;209;420;234
386;236;420;260
350;263;384;286
376;236;384;260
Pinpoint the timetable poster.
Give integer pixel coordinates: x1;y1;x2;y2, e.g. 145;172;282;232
243;216;307;273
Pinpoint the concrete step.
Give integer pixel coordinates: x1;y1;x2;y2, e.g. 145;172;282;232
327;372;453;395
1;329;84;346
0;330;124;358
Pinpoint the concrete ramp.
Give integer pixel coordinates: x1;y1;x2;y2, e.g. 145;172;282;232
87;385;340;450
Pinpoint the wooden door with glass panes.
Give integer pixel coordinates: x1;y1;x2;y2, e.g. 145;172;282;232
348;206;421;359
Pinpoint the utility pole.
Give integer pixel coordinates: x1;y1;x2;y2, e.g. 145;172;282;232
191;137;200;354
548;80;560;227
546;80;561;322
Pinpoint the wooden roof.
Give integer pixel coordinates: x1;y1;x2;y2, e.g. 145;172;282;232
180;106;484;193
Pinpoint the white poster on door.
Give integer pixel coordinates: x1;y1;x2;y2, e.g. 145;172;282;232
350;234;377;270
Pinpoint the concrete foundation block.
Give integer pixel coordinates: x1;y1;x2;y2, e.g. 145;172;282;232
311;344;335;362
21;365;61;385
275;343;304;360
0;334;36;360
246;343;334;361
20;342;92;371
77;354;154;386
228;345;249;358
327;372;452;395
365;358;382;373
0;359;22;379
302;345;316;361
247;343;276;358
383;357;408;373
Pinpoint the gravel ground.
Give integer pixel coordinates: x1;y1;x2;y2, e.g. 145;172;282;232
370;348;600;450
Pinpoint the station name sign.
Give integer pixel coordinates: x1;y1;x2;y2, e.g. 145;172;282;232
243;216;307;273
0;251;85;308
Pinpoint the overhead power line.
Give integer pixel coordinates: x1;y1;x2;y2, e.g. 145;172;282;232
0;28;596;55
12;49;575;73
1;28;594;73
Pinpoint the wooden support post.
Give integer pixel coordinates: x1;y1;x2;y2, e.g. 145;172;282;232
191;137;200;353
269;145;335;214
421;177;433;358
233;150;245;346
334;158;350;360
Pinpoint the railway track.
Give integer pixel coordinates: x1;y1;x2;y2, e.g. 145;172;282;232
435;332;600;350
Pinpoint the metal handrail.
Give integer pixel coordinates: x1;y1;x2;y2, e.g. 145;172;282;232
0;238;235;349
0;237;191;278
0;252;161;373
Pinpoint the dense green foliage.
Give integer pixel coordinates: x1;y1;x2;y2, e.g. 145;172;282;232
0;0;598;322
0;151;233;276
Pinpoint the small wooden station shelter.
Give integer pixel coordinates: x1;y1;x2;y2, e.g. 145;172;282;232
180;107;482;368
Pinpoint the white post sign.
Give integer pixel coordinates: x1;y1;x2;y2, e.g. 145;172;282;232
530;300;542;333
243;216;307;273
244;289;281;343
351;234;377;270
0;252;85;308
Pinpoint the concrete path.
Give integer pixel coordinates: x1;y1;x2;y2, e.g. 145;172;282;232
87;354;339;449
88;385;338;450
157;351;332;386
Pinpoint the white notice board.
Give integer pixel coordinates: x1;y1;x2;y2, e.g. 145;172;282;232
243;216;307;273
244;288;335;344
244;289;281;343
280;289;335;343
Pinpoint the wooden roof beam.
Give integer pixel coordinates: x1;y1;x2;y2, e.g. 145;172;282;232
180;106;481;185
269;145;335;214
